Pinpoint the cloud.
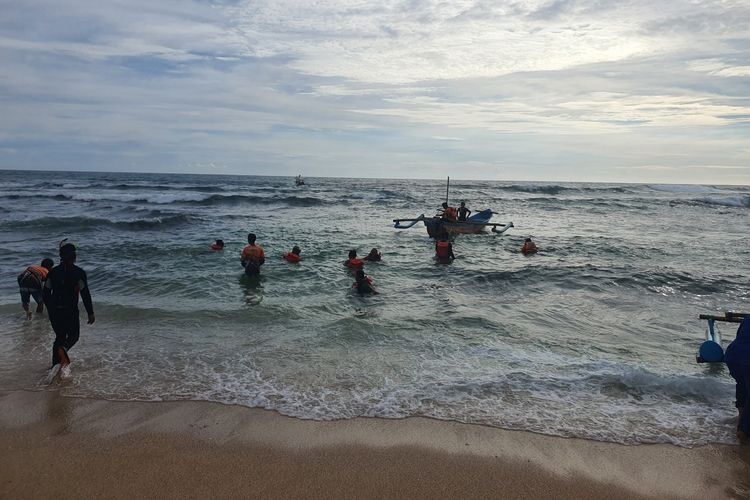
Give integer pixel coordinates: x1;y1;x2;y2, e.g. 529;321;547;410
0;0;748;183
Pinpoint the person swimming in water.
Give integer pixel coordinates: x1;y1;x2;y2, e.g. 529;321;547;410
457;202;472;221
284;245;302;263
18;258;54;319
211;239;225;251
363;248;381;262
521;237;538;255
344;249;363;269
353;268;377;295
241;233;265;276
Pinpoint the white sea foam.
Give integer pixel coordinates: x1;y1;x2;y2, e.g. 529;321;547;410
695;195;750;208
647;184;726;194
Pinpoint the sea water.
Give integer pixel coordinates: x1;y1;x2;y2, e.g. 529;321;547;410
0;170;748;446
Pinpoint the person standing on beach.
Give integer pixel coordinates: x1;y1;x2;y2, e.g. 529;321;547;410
241;233;265;276
17;258;54;319
725;315;750;443
43;241;95;374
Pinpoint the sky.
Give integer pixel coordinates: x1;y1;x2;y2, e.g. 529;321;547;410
0;0;749;184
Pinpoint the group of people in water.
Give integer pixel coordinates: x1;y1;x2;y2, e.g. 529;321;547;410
209;229;536;296
14;228;749;444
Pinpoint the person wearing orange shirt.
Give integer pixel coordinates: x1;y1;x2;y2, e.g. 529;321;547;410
440;202;458;221
18;258;54;319
241;233;265;276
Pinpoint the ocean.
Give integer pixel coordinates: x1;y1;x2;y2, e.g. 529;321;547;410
0;169;748;446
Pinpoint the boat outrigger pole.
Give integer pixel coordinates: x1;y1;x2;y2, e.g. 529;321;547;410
445;176;450;204
696;311;748;363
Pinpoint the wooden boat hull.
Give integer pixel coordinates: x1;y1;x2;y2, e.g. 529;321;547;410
424;209;494;238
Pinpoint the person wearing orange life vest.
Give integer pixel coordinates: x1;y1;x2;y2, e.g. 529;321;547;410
284;246;302;263
344;249;363;269
521;237;538;255
210;239;225;251
440;202;458;221
435;238;455;263
241;233;265;276
18;258;54;319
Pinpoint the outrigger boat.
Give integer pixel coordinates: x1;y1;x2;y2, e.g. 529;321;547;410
393;176;513;238
696;311;747;363
394;210;514;238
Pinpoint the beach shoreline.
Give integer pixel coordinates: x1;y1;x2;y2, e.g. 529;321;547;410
1;390;748;499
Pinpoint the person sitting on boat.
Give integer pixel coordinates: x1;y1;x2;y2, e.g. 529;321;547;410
435;238;455;263
457;202;472;221
284;246;302;263
521;238;538;255
725;315;750;443
363;248;381;262
210;239;225;251
18;258;54;319
344;249;364;269
353;269;377;295
440;202;458;221
241;233;265;276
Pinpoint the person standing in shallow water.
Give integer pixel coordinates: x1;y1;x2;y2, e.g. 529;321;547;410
241;233;265;276
725;315;750;443
18;258;54;319
43;241;95;374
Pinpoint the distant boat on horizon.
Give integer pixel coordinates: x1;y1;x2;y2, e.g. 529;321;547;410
295;174;305;186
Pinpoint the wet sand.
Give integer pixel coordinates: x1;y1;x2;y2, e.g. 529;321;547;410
0;390;748;499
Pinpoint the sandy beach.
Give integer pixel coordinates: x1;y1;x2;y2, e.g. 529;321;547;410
0;390;748;499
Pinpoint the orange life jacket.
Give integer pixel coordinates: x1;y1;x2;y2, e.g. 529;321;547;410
242;244;265;262
522;242;538;254
346;258;364;268
435;241;451;259
27;265;49;280
443;207;458;221
210;244;223;251
284;252;301;263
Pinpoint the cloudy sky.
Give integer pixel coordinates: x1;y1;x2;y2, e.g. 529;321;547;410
1;0;749;183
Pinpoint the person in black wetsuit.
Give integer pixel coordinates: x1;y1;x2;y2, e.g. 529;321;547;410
43;241;95;369
457;201;472;221
726;315;750;443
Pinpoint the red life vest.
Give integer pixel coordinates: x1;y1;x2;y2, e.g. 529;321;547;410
345;258;363;268
443;207;458;221
210;244;223;251
435;241;451;258
522;242;538;254
284;252;301;263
